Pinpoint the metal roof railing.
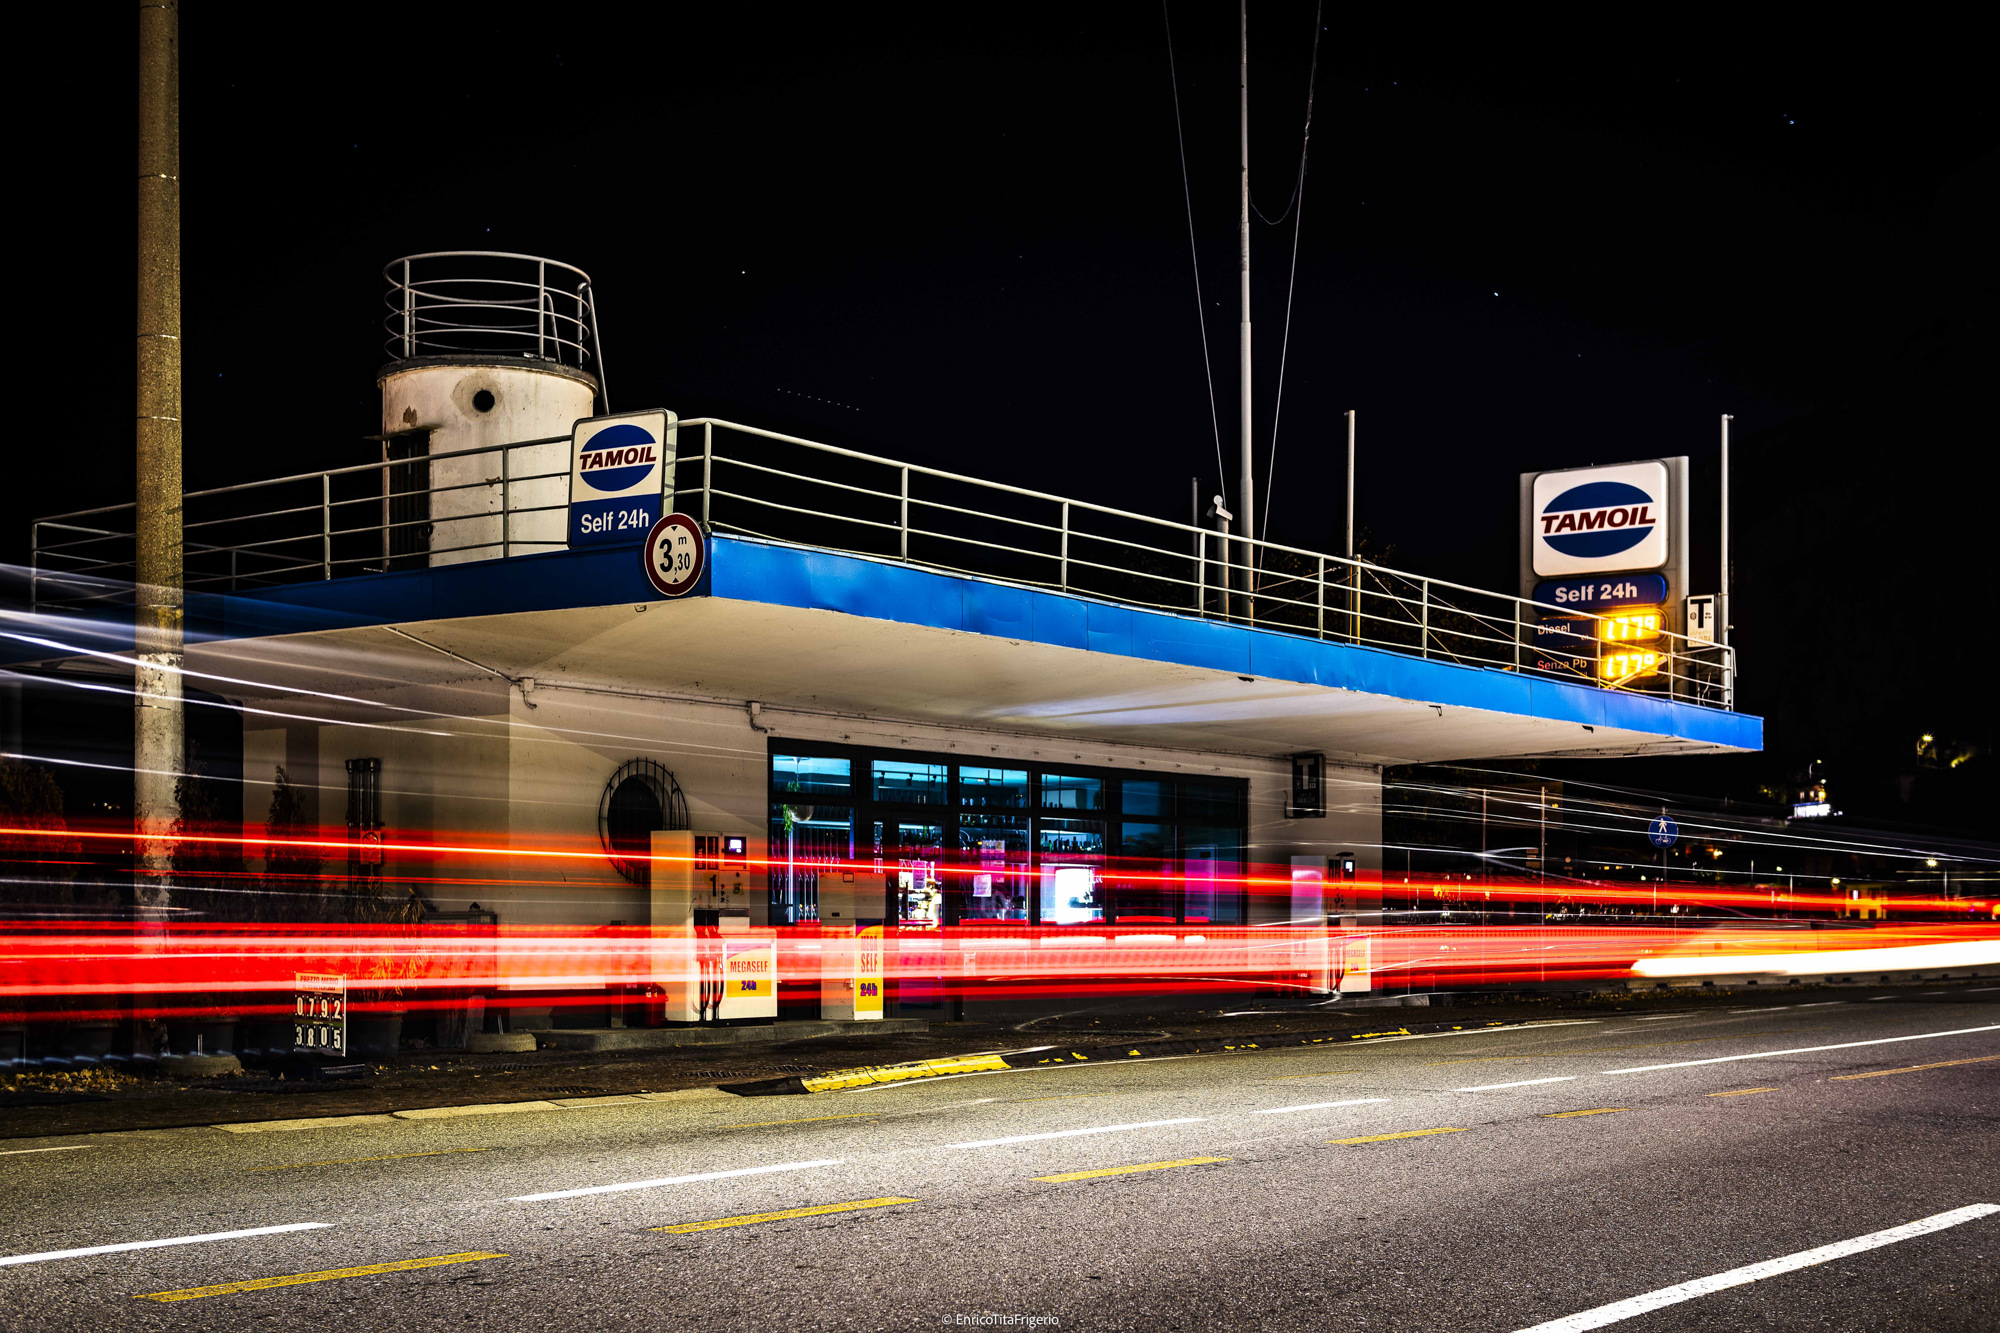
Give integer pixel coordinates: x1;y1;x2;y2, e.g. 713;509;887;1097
382;252;606;396
28;419;1736;710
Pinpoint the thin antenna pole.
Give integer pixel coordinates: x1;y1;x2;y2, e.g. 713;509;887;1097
1237;0;1255;621
1719;413;1731;645
1721;413;1733;706
1344;409;1355;561
1346;409;1357;641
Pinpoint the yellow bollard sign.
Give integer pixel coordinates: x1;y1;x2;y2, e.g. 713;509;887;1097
855;926;885;1020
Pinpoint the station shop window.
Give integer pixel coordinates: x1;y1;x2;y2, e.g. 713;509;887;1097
767;745;1246;927
874;760;949;806
773;753;852;797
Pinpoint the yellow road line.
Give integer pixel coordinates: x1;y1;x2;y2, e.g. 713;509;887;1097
651;1197;917;1234
251;1148;491;1173
1708;1087;1777;1097
801;1054;1011;1092
1033;1156;1231;1182
1329;1127;1467;1145
721;1114;880;1129
1830;1053;2000;1081
1543;1108;1627;1118
136;1252;504;1302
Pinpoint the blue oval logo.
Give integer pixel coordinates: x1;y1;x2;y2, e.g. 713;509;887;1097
1540;481;1657;558
579;422;659;493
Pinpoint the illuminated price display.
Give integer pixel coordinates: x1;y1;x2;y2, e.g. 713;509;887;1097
1596;607;1662;642
1599;648;1662;682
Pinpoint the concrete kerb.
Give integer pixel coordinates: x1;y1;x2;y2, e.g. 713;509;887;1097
719;1018;1528;1096
209;1088;732;1134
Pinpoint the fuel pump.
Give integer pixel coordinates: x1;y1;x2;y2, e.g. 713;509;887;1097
649;830;775;1024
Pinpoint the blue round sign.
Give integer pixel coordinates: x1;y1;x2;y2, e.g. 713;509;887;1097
1647;815;1678;849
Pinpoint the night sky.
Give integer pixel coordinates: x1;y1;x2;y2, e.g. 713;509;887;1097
17;6;1995;827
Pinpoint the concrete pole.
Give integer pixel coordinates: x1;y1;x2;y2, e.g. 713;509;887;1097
1237;0;1254;622
135;0;183;912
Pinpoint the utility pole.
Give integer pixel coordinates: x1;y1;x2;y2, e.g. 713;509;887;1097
135;0;183;914
1237;0;1255;623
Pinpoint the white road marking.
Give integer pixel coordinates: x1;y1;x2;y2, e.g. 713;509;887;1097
510;1159;842;1203
0;1145;92;1157
0;1223;331;1268
947;1118;1205;1150
1509;1203;1999;1332
1633;1015;1688;1021
1731;1006;1790;1013
1456;1077;1578;1092
1253;1099;1390;1115
1797;1001;1845;1007
1603;1023;2000;1075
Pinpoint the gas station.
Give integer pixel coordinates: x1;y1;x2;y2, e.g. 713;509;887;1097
17;252;1760;1045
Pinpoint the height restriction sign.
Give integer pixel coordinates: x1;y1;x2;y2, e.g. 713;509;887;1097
642;513;706;597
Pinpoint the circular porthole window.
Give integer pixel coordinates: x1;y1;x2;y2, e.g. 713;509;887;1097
598;759;689;885
472;388;496;413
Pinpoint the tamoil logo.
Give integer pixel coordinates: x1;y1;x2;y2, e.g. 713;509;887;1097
1539;480;1657;559
1528;459;1670;577
578;422;659;493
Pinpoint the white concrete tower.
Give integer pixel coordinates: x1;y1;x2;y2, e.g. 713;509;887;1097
377;253;605;566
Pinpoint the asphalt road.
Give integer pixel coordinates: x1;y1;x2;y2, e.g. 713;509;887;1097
2;991;1995;1332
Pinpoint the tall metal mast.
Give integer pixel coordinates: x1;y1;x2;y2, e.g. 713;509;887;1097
1237;0;1254;619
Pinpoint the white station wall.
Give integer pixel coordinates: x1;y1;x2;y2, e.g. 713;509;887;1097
378;362;596;566
244;678;1383;928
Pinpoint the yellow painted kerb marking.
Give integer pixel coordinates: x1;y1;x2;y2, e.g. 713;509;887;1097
252;1148;491;1173
136;1252;504;1302
652;1197;917;1233
1329;1127;1467;1145
1033;1156;1231;1182
1830;1053;2000;1081
802;1055;1010;1092
1543;1108;1627;1118
1708;1087;1777;1097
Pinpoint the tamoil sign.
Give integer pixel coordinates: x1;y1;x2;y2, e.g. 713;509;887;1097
1529;460;1669;577
569;410;676;546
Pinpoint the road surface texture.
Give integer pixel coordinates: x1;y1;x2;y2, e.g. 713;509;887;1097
2;990;1994;1331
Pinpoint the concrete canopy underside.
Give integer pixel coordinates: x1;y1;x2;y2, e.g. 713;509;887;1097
172;537;1758;766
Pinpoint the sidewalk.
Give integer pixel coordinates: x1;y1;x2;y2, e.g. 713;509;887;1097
0;984;1929;1140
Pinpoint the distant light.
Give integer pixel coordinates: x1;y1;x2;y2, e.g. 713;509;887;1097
1927;858;1939;868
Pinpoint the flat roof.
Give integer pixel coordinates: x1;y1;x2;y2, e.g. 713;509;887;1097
97;535;1762;765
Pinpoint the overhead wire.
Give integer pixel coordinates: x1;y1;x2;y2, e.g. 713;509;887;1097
1161;0;1228;508
1259;0;1323;559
